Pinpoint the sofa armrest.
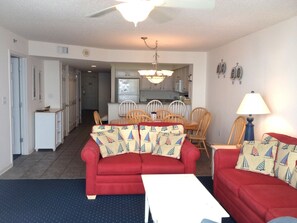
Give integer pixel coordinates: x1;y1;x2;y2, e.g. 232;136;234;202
180;139;201;174
81;138;100;196
214;149;240;173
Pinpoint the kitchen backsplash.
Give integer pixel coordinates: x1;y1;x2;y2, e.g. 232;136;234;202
140;90;180;102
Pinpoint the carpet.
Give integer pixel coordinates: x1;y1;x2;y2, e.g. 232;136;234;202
0;176;236;223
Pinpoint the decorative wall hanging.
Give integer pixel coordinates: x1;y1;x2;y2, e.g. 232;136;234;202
216;59;226;78
231;63;243;84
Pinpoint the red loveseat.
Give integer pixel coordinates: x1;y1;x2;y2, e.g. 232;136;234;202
81;122;200;199
214;133;297;223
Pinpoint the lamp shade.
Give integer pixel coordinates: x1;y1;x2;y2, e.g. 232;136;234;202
237;92;270;115
116;2;154;27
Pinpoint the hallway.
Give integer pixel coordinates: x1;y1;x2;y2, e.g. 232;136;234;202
0;110;211;179
0;110;94;179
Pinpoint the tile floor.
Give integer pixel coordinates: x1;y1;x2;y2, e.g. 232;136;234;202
0;110;211;179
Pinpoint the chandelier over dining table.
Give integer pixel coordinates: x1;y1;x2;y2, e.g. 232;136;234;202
138;37;173;84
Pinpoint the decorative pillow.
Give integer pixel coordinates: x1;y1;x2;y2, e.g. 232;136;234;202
90;128;127;158
261;133;279;145
152;132;186;159
139;125;184;153
289;164;297;189
92;125;140;153
235;140;278;176
274;143;297;183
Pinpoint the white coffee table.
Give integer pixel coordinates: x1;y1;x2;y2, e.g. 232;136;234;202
141;174;229;223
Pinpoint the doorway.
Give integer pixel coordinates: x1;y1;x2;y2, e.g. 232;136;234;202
10;56;25;158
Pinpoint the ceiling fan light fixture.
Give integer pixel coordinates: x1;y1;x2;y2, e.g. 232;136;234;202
116;1;155;27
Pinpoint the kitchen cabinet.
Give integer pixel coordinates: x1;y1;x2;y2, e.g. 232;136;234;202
174;66;189;93
116;70;140;78
140;76;173;90
35;109;63;151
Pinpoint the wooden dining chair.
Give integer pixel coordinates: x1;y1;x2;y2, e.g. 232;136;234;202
168;100;186;116
187;111;212;158
156;109;171;120
227;116;246;145
162;114;185;124
188;107;208;134
118;100;137;117
190;107;207;123
93;111;102;125
129;114;152;124
126;109;147;120
146;100;163;114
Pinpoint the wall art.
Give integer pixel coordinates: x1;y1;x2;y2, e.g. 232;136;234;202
230;63;243;84
216;59;226;78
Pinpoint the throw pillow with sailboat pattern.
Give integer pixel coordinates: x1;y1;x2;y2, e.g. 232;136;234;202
274;142;297;183
235;140;278;176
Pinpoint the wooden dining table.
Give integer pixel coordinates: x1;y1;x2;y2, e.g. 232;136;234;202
109;118;198;131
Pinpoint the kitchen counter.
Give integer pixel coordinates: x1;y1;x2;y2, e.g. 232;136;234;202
108;102;192;123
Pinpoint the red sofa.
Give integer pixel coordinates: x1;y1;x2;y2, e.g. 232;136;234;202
214;133;297;223
81;122;200;199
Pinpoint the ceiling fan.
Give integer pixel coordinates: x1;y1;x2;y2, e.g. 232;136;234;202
87;0;215;27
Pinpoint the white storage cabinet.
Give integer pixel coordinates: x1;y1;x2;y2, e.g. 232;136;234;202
35;109;63;151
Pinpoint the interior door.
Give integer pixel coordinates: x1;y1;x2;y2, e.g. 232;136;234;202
81;73;98;110
10;57;22;155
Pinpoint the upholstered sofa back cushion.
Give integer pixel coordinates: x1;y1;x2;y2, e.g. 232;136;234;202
262;133;297;184
139;122;184;153
92;124;140;153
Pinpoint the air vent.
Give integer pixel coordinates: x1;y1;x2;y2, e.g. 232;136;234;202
57;46;69;54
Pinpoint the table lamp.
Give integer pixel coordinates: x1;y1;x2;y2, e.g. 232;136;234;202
236;91;270;141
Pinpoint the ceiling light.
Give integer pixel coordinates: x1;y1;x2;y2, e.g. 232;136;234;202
88;70;92;73
116;1;155;27
138;37;173;84
91;65;96;68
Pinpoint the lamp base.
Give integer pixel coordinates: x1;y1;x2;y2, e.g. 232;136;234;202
244;115;254;141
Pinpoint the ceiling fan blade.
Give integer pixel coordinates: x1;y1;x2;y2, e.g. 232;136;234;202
86;5;117;18
149;7;174;23
160;0;215;9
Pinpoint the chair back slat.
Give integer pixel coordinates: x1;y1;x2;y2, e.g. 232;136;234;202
227;116;246;145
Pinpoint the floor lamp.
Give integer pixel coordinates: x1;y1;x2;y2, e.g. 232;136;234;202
236;91;270;141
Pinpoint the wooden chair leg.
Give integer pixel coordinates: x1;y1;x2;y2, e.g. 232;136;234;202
202;140;210;158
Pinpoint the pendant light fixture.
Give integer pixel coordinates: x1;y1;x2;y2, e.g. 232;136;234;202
138;37;173;84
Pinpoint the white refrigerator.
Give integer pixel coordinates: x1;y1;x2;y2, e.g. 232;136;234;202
116;78;140;103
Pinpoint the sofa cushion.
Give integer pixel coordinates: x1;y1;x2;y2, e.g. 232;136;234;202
152;132;186;159
216;169;286;197
139;124;184;153
92;124;140;153
274;142;297;183
239;184;297;219
266;208;297;222
97;153;142;175
90;128;127;158
235;140;278;176
140;153;184;174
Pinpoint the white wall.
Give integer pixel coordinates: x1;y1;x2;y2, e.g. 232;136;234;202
28;41;208;108
26;57;45;154
0;26;45;174
44;60;62;109
206;16;297;144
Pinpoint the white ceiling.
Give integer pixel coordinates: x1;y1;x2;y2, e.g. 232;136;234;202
1;0;297;71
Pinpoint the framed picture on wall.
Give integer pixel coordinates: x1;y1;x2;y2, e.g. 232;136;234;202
32;66;37;100
38;70;42;101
